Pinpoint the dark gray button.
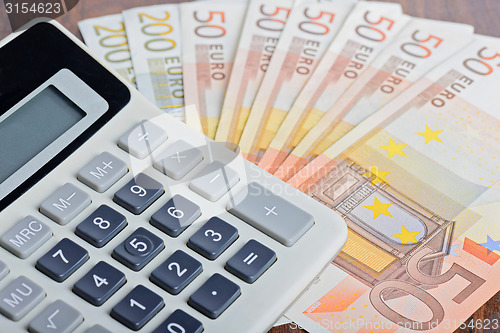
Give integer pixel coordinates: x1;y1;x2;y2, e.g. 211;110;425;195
78;152;128;192
85;325;112;333
0;261;8;280
36;238;89;282
228;182;314;246
153;309;203;333
190;161;239;201
150;195;201;237
0;276;45;321
75;205;127;248
150;250;202;295
225;240;276;283
188;273;240;319
0;216;52;258
153;140;203;180
187;217;238;260
40;183;91;225
112;227;164;271
118;120;168;159
28;300;83;333
114;173;164;215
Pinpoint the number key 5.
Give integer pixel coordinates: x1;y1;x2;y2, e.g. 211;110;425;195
113;227;164;271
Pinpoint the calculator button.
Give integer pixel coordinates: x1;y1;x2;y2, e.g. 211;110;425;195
36;238;89;282
189;161;239;201
112;227;164;271
228;182;314;246
111;285;164;331
187;217;238;260
188;273;241;319
150;250;202;295
40;183;91;225
113;173;164;215
118;120;168;159
85;325;112;333
0;216;52;258
0;276;45;321
153;309;203;333
225;240;276;283
77;152;128;192
75;205;127;248
28;300;83;333
150;195;201;237
0;261;8;280
73;261;126;306
153;140;203;180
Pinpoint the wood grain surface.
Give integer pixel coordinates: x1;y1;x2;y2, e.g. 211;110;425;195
0;1;498;332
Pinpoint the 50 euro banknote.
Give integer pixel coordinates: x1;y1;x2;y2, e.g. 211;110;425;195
214;0;295;147
78;14;136;87
285;35;500;332
181;0;248;138
258;1;410;174
237;0;358;163
123;4;185;121
274;17;475;181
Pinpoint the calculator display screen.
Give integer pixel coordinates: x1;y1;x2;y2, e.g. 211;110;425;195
0;86;86;184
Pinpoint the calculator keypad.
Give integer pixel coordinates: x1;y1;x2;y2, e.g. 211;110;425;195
77;152;128;193
226;239;277;283
187;217;238;260
188;273;241;319
40;183;91;225
150;250;203;295
73;261;126;306
118;120;168;159
0;276;45;321
75;205;127;248
28;300;83;333
111;285;164;331
113;173;164;215
150;195;201;237
153;309;203;333
36;238;89;282
153;140;203;180
0;216;52;258
112;227;164;271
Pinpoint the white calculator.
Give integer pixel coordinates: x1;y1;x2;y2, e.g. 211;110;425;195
0;20;347;333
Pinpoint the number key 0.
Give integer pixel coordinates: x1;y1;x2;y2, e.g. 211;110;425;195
187;217;238;260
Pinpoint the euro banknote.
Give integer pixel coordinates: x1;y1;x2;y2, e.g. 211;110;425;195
123;5;185;121
237;0;358;163
274;17;475;181
285;35;500;332
78;14;136;87
258;1;410;175
214;0;295;147
181;0;248;138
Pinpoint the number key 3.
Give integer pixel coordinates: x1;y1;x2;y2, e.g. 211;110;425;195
187;217;238;260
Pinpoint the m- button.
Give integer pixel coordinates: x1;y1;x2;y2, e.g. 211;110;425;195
0;216;52;258
78;152;128;192
40;183;91;225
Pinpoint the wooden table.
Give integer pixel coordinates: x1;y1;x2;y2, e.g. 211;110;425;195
0;1;498;332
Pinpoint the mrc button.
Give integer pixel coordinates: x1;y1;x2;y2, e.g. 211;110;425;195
0;216;52;259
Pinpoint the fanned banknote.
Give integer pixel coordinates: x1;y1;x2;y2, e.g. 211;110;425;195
78;14;136;87
238;0;358;163
214;0;295;147
274;17;475;181
285;35;500;333
123;4;184;121
181;0;248;138
258;1;410;176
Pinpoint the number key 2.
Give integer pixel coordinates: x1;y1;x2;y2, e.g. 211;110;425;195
187;217;238;260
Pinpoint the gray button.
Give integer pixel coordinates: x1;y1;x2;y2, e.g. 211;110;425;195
118;120;168;159
153;140;203;180
0;216;52;258
29;300;83;333
190;161;239;201
40;183;91;225
85;325;112;333
77;152;128;192
0;276;45;321
228;183;314;246
0;261;8;280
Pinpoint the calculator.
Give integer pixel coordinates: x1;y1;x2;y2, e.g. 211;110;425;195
0;20;347;333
